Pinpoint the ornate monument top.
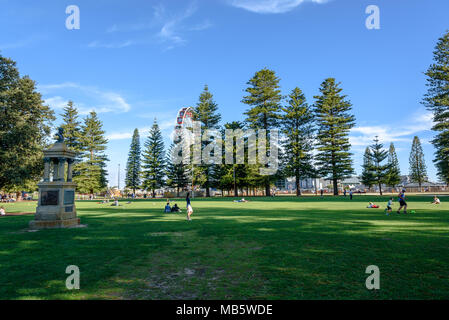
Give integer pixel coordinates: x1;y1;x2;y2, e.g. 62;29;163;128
56;127;65;143
44;127;76;159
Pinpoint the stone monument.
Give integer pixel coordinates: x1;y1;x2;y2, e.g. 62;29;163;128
29;128;80;229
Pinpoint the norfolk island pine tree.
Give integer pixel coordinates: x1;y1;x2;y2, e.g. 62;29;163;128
314;78;355;196
141;119;165;198
125;129;141;195
193;85;222;197
424;30;449;185
243;68;283;197
281;87;315;196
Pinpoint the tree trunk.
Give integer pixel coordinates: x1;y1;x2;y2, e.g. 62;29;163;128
265;182;271;197
234;183;238;197
296;175;301;197
378;181;383;196
333;179;338;196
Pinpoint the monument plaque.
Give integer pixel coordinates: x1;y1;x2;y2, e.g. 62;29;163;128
41;190;59;206
64;190;75;205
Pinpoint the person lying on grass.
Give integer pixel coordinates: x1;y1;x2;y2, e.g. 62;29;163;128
233;198;249;203
367;202;379;208
431;196;441;205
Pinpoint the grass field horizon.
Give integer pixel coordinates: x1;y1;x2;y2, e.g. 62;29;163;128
1;195;449;300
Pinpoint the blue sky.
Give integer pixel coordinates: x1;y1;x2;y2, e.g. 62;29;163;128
1;0;448;187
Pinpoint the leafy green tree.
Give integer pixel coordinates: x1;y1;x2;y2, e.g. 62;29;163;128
360;147;375;191
281;87;315;196
314;78;355;195
424;31;449;184
125;129;141;194
193;85;222;197
243;68;282;196
166;143;189;197
386;142;401;188
75;111;109;194
142;119;165;197
369;136;390;195
0;54;54;191
409;136;428;191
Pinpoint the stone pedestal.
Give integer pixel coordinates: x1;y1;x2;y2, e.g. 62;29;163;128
29;134;80;229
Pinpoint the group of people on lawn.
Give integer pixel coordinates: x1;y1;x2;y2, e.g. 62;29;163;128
164;192;194;221
366;189;441;215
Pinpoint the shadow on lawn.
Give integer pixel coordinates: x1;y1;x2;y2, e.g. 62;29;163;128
1;201;449;299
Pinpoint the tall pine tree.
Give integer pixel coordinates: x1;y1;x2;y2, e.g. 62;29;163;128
60;101;81;151
166;143;189;197
125;129;141;194
409;136;428;191
314;78;355;195
243;68;282;196
142;119;165;197
75;111;109;194
0;54;55;191
361;147;375;191
369;136;390;195
386;142;401;188
424;30;449;184
60;101;82;181
193;85;221;197
281;87;315;196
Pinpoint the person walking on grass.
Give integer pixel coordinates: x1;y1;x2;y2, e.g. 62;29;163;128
349;190;353;200
186;192;193;221
397;189;407;214
385;198;393;215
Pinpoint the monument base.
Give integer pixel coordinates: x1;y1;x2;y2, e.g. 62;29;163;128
29;217;80;229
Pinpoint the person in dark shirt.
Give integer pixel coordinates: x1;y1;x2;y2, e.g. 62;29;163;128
397;189;407;214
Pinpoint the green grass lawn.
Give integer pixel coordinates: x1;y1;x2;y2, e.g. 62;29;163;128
1;195;449;300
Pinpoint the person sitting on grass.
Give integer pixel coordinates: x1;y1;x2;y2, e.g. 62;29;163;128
0;206;5;216
367;202;379;208
385;198;393;215
171;204;181;213
164;202;171;213
432;195;441;205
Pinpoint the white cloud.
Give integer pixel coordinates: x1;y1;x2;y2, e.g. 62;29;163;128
156;2;199;48
106;113;178;141
39;83;131;114
349;109;434;147
229;0;329;14
88;40;137;49
91;2;211;50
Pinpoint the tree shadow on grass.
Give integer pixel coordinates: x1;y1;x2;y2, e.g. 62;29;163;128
1;201;449;299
